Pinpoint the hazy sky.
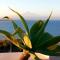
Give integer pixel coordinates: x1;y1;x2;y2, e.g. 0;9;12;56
0;0;60;19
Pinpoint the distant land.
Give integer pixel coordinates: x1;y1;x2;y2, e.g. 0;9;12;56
1;11;59;21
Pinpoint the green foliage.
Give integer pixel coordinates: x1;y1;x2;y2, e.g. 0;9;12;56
41;36;60;48
52;45;60;54
9;8;29;35
0;30;20;48
35;12;52;38
34;32;53;50
12;21;24;42
1;9;60;60
30;20;44;45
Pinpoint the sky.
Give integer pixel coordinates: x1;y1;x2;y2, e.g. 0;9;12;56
0;0;60;20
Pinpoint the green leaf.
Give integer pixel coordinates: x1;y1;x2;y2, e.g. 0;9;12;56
3;16;25;44
32;32;53;51
39;48;59;56
9;8;29;35
30;20;44;46
47;44;57;51
52;46;60;55
38;36;60;49
53;45;60;54
30;13;52;49
30;20;44;35
3;16;24;39
36;12;52;38
46;45;60;55
54;46;60;52
35;32;53;49
0;30;20;48
0;30;29;50
12;21;24;39
23;35;32;49
3;16;10;19
30;20;44;38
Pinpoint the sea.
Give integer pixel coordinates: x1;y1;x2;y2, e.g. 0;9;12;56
0;20;60;40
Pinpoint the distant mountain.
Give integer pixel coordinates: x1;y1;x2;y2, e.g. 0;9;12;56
22;12;46;20
0;11;59;21
10;11;46;20
18;11;60;20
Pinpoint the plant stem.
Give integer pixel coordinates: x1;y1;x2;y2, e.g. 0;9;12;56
19;50;30;60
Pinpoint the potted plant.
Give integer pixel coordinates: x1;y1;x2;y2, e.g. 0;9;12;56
0;8;60;60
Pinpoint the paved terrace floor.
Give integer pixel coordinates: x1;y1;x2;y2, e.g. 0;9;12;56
0;52;60;60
